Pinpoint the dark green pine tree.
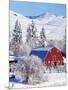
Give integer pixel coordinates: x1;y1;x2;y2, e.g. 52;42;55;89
11;20;22;56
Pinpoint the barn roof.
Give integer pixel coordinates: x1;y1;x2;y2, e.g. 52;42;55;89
30;46;53;60
32;46;52;51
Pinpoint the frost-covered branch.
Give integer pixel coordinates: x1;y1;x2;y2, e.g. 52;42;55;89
14;55;48;85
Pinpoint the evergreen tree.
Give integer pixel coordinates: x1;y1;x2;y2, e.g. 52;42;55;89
26;20;39;48
40;27;47;47
11;20;22;56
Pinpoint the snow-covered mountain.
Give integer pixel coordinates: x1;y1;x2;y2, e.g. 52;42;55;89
9;11;66;54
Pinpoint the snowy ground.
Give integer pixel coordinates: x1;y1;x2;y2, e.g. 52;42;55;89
9;73;66;89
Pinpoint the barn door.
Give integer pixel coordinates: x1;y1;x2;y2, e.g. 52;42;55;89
52;55;56;67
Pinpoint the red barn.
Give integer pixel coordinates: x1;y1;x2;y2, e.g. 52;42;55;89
44;47;64;67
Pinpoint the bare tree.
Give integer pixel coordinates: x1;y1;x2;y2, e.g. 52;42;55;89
15;55;48;84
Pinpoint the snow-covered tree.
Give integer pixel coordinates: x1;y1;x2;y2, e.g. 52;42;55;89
15;55;47;84
26;20;40;48
40;27;47;47
11;20;22;56
20;43;31;56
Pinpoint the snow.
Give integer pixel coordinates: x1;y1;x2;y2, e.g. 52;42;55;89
13;55;47;85
10;11;31;42
10;11;66;41
47;73;66;82
44;41;48;46
10;11;66;53
9;56;15;61
32;47;51;51
9;73;15;78
20;43;31;56
63;57;66;64
9;73;66;89
9;11;66;88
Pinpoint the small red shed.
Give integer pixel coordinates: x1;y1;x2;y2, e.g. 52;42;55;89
44;47;64;67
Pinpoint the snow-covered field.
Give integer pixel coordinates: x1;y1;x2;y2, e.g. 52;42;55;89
9;73;66;89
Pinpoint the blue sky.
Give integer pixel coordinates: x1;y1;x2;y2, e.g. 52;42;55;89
9;1;66;16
